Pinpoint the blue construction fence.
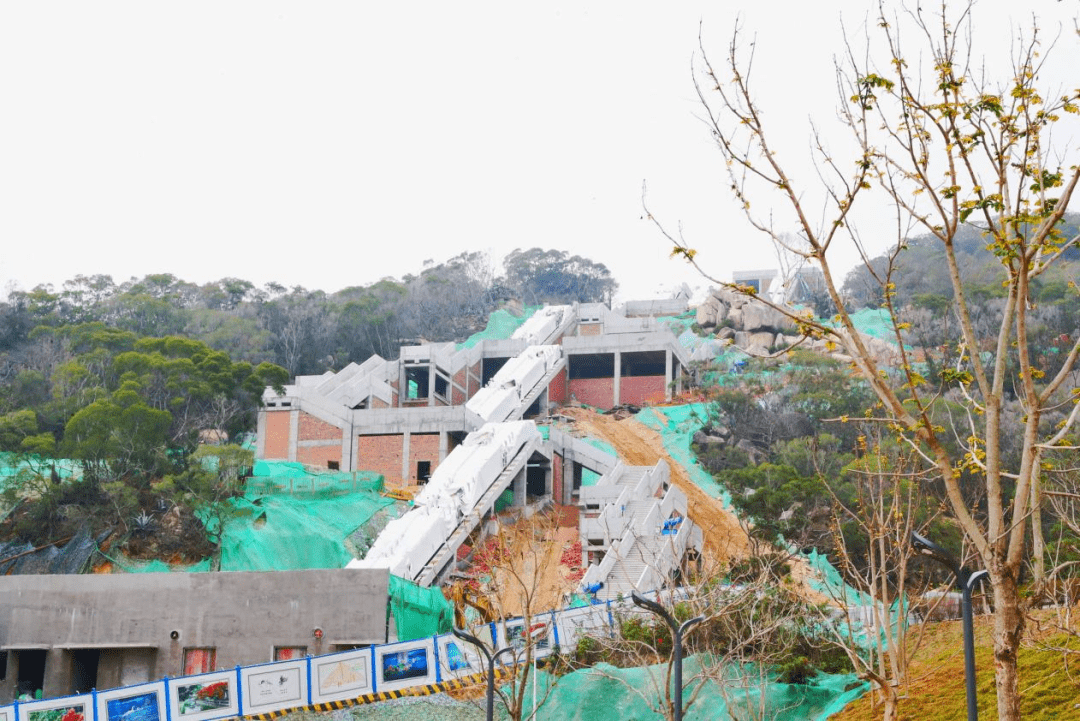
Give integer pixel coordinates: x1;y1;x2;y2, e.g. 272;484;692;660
0;594;651;721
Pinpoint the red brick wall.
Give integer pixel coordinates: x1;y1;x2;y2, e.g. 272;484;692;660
469;361;482;397
263;411;291;459
372;397;389;409
569;378;615;409
548;368;568;404
358;434;405;482
407;433;441;482
296;445;342;469
452;367;468;405
578;323;602;336
620;376;666;406
298;412;340;441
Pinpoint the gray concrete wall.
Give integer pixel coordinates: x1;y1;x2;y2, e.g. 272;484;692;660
0;568;389;701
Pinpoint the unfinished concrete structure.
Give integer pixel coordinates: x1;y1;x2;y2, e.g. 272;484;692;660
256;303;691;487
0;569;389;702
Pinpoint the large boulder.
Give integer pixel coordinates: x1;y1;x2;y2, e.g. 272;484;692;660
739;301;794;333
747;331;777;350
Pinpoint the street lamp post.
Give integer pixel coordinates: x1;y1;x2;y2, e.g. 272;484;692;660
452;625;514;721
911;532;989;721
631;592;705;721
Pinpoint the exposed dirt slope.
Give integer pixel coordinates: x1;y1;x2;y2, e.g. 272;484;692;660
560;407;751;561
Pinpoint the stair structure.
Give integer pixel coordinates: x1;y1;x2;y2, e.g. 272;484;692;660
578;460;702;601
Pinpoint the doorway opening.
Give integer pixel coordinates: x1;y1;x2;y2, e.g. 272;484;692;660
16;649;46;699
70;649;99;694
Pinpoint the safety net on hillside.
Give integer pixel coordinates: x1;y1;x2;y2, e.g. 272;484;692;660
510;656;867;721
455;306;541;350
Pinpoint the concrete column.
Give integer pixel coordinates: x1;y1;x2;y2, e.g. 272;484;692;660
613;351;621;407
288;410;299;462
256;410;267;458
401;432;411;482
427;363;436;407
439;430;449;462
341;425;352;471
397;364;406;408
513;467;526;507
665;349;674;402
563;452;576;505
43;650;66;700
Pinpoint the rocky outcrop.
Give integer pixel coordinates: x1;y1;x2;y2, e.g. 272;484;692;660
694;286;901;366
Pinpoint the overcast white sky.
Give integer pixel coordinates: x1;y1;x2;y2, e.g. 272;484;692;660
2;1;1077;303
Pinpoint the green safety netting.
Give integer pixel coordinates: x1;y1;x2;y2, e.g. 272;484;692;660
0;453;81;485
455;306;542;350
388;574;453;641
578;437;617;488
837;307;898;342
248;459;386;494
213;491;396;571
635;404;727;501
513;656;867;721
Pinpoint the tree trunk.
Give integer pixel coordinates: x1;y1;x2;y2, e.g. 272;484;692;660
991;573;1024;721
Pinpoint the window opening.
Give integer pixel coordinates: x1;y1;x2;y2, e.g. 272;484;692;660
568;353;614;380
327;460;340;471
416;461;431;484
183;647;217;675
273;647;307;662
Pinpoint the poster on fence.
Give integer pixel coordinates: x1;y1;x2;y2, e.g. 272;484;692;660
436;636;478;679
18;695;93;721
497;617;555;661
376;640;434;692
0;707;9;721
170;671;238;721
96;683;166;721
241;660;306;710
310;648;372;703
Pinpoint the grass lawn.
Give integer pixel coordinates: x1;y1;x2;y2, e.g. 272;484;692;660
831;612;1080;720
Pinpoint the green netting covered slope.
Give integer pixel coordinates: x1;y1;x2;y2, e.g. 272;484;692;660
389;574;453;641
215;491;395;571
0;453;81;486
634;404;727;502
517;656;867;720
579;436;617;488
842;307;897;342
248;460;385;495
456;306;541;350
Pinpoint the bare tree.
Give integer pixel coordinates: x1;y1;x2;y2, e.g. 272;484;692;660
653;3;1080;718
822;435;941;721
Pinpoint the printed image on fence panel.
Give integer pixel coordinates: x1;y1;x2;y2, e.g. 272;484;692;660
436;637;479;679
96;682;167;721
496;618;555;661
310;648;373;703
240;659;307;712
169;671;238;721
375;639;435;692
555;605;610;652
17;694;94;721
0;705;11;721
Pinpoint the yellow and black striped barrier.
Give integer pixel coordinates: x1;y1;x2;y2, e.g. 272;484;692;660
232;669;512;721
